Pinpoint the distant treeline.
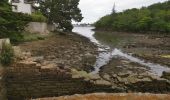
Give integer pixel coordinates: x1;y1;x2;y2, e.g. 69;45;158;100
95;1;170;34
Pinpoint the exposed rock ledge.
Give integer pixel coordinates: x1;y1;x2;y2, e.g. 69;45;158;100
31;93;170;100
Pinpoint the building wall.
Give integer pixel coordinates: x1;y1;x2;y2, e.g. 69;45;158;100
12;0;32;14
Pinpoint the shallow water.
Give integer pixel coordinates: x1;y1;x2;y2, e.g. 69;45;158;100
73;26;170;76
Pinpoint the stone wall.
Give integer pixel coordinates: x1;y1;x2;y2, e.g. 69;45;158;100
25;22;55;35
5;61;114;100
0;66;7;100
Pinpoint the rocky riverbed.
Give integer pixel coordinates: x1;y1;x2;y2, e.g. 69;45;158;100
19;32;98;72
94;31;170;67
94;31;170;93
12;29;170;99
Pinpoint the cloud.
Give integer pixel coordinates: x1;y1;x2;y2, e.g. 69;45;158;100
77;0;168;23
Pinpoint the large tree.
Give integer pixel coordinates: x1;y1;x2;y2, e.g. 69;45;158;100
39;0;83;31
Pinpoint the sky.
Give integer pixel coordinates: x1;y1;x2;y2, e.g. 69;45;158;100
77;0;168;24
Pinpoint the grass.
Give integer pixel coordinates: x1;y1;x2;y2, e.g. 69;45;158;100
0;43;14;66
31;11;47;22
22;32;46;42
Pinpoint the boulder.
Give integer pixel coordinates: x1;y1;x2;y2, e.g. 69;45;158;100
162;71;170;80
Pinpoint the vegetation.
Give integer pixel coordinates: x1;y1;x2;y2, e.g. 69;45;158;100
0;0;47;43
0;0;33;43
0;42;14;66
38;0;83;31
21;32;46;42
0;0;11;10
0;9;32;42
95;1;170;34
31;11;47;22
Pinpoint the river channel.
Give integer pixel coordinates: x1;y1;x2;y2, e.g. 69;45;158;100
73;26;170;76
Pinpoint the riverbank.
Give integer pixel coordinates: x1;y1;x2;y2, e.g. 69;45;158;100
19;32;98;72
6;32;116;99
92;30;170;93
5;29;170;99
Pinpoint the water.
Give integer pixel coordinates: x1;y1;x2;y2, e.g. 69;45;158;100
73;26;170;76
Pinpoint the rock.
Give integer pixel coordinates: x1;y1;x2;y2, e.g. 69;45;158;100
118;73;130;78
13;46;23;59
103;74;111;81
23;52;32;58
85;53;93;57
161;71;170;80
0;38;10;50
95;79;111;86
32;56;44;63
89;74;101;80
57;63;65;69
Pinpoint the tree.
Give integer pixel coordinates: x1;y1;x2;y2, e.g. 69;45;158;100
112;3;116;14
39;0;83;31
0;0;11;10
0;0;32;42
95;0;170;34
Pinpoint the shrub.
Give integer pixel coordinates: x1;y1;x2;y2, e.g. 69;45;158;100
0;42;14;66
0;9;32;43
31;11;47;22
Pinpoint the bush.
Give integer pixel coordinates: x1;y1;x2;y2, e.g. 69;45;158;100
31;11;47;22
0;9;32;43
0;43;14;66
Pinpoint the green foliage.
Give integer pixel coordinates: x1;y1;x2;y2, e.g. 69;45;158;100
39;0;83;31
0;0;11;11
21;32;46;42
95;15;113;29
0;43;14;66
31;11;47;22
0;9;32;43
95;1;170;34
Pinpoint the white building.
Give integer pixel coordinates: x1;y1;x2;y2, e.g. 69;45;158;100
11;0;35;14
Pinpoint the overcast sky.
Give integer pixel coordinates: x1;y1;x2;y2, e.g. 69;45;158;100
77;0;168;24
